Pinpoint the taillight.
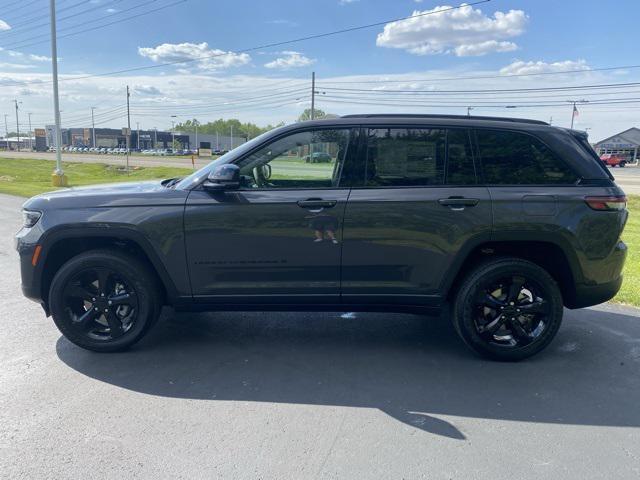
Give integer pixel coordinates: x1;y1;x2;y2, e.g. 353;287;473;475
584;195;627;211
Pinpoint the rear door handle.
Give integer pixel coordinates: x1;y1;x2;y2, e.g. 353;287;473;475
438;197;479;209
297;199;338;209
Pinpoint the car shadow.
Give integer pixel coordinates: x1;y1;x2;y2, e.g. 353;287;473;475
56;307;640;440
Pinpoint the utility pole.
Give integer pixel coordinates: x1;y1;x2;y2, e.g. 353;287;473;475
230;124;233;149
136;121;140;150
153;127;157;147
2;114;7;150
194;120;198;153
13;100;21;151
549;116;553;125
568;99;588;129
28;112;32;150
171;115;177;150
50;0;65;184
91;107;96;147
126;85;131;172
466;106;474;117
216;131;219;151
310;71;315;120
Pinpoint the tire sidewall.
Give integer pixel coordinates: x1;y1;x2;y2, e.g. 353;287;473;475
49;251;157;352
453;259;564;361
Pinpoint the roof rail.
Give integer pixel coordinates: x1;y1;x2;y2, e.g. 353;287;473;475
340;113;549;126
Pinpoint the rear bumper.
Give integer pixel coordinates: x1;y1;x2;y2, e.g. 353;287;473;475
567;275;624;309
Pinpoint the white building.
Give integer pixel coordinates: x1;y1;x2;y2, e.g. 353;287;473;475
594;127;640;161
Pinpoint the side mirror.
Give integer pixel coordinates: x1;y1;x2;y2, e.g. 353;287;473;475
203;164;240;191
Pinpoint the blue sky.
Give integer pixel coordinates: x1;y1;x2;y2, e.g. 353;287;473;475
0;0;639;140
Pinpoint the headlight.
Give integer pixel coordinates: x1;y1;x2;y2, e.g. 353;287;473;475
22;210;42;228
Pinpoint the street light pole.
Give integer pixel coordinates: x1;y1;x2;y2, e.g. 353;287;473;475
49;0;65;183
136;121;140;150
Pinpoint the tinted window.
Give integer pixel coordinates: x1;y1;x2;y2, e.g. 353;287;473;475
446;129;476;185
476;129;578;185
237;129;351;189
365;128;445;186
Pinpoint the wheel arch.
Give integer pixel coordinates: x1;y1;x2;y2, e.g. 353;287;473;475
37;226;180;311
442;238;582;308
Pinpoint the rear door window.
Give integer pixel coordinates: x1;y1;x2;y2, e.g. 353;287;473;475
365;128;446;186
475;129;578;185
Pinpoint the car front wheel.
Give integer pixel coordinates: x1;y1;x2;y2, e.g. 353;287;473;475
49;249;161;352
452;257;563;361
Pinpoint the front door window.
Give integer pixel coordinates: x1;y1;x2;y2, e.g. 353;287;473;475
236;129;352;189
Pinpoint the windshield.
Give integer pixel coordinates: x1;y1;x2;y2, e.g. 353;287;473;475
174;128;281;190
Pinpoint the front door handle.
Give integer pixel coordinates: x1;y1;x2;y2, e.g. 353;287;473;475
438;197;479;209
297;199;338;209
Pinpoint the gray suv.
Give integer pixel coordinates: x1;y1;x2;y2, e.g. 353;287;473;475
16;115;628;360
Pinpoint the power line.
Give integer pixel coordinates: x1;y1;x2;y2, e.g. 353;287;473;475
316;65;640;84
0;0;98;33
0;0;124;38
317;81;640;95
0;0;489;87
2;0;186;50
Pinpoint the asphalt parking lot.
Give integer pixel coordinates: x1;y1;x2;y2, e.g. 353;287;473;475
1;192;639;479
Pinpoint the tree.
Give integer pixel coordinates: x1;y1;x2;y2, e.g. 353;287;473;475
174;118;280;139
297;109;339;122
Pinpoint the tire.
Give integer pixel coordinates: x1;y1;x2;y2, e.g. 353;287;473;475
451;257;563;361
49;249;161;352
619;161;626;168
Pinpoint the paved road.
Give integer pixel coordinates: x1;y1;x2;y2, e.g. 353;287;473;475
0;192;639;479
3;151;640;194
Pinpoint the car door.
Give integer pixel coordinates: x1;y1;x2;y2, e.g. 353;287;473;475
341;126;492;306
184;127;358;304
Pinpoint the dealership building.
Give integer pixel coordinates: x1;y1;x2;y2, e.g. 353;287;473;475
593;127;640;162
44;126;248;152
45;126;191;150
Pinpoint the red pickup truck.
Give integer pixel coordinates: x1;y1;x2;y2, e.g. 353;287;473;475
600;154;627;168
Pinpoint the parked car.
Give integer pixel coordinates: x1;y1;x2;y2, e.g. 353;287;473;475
304;152;333;163
600;154;627;168
15;115;628;360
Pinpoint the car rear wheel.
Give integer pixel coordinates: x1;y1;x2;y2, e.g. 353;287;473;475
49;250;161;352
619;161;626;168
452;257;563;361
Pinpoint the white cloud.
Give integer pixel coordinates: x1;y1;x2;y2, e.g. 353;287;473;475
134;84;163;95
0;63;36;70
454;40;517;56
338;0;359;4
138;42;251;71
28;54;51;62
264;51;315;69
500;59;591;76
106;8;119;13
376;5;527;56
0;19;10;31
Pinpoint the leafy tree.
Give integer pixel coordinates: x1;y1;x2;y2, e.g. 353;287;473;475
174;118;282;139
297;109;339;122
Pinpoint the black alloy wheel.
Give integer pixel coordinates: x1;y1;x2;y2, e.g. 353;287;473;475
49;250;160;352
62;267;139;341
452;257;564;361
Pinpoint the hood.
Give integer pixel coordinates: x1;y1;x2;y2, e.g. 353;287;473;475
23;179;188;211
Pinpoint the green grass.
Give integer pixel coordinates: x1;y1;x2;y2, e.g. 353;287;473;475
1;156;638;307
0;157;191;198
616;195;639;307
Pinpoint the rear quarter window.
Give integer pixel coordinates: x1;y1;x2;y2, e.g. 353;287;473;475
475;129;579;185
